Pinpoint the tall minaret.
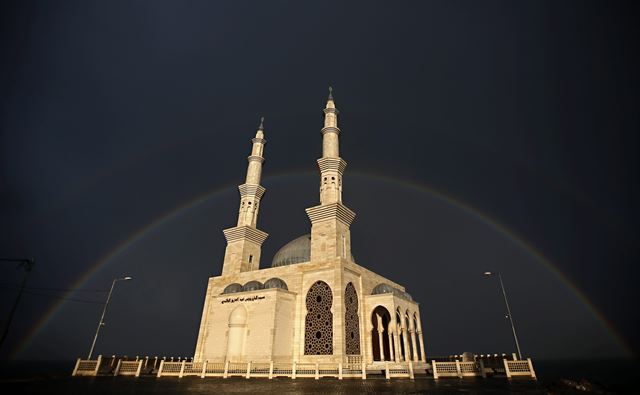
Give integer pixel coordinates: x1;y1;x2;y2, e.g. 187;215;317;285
306;88;356;263
221;118;269;275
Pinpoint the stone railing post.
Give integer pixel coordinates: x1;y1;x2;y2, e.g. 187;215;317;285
72;358;81;376
157;359;165;377
135;360;143;377
201;360;207;378
478;359;486;378
527;358;536;379
268;361;273;379
94;355;102;376
384;361;389;379
455;360;462;378
432;360;439;379
246;361;251;379
292;361;296;379
338;362;343;380
179;360;186;378
315;363;319;380
114;359;122;376
361;361;366;380
223;361;229;379
503;359;511;378
408;360;414;379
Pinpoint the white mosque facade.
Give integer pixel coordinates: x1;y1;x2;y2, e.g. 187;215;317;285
193;90;427;366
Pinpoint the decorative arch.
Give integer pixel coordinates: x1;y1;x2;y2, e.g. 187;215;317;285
371;306;392;361
304;281;333;355
226;305;247;360
344;282;360;355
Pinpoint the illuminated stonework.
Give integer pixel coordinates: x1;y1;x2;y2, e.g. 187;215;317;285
193;90;427;365
344;282;361;355
304;281;333;355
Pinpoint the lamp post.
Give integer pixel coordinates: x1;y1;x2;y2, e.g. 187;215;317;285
0;258;34;350
483;271;522;360
87;276;132;359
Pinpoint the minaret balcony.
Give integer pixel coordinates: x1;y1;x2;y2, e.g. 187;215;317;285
317;157;347;173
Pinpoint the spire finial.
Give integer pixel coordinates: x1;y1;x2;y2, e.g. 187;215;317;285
328;86;333;100
258;116;264;130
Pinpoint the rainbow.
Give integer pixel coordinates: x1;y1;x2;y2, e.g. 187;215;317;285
12;171;633;358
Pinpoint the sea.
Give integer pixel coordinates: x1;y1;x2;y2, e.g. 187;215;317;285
1;359;638;394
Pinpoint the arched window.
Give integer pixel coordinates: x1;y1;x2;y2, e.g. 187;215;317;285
304;281;333;355
344;282;360;355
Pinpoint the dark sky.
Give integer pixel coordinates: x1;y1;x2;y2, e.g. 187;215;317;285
1;1;638;361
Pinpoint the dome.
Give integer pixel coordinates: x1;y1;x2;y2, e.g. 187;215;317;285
372;283;395;295
222;283;243;294
400;291;413;301
272;234;311;267
242;281;263;292
371;283;412;300
271;234;356;267
264;277;288;290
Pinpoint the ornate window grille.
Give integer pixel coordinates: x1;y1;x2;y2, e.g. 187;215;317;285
344;282;361;355
304;281;333;355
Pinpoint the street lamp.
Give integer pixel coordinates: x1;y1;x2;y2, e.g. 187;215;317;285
87;276;132;359
484;271;523;360
0;258;35;350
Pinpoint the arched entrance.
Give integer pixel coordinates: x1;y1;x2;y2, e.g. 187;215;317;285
371;306;392;361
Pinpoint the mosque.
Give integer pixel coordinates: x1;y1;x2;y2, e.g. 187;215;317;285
193;89;426;367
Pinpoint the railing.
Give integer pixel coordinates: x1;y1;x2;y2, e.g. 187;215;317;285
114;360;143;377
432;360;481;378
432;358;535;379
386;361;413;379
72;354;535;380
154;360;368;380
504;359;536;379
72;355;102;376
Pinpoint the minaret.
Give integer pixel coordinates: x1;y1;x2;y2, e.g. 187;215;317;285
306;88;356;263
221;118;269;275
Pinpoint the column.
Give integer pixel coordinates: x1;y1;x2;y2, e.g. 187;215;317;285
417;331;426;362
410;329;419;362
393;329;401;362
376;313;385;361
402;324;410;362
